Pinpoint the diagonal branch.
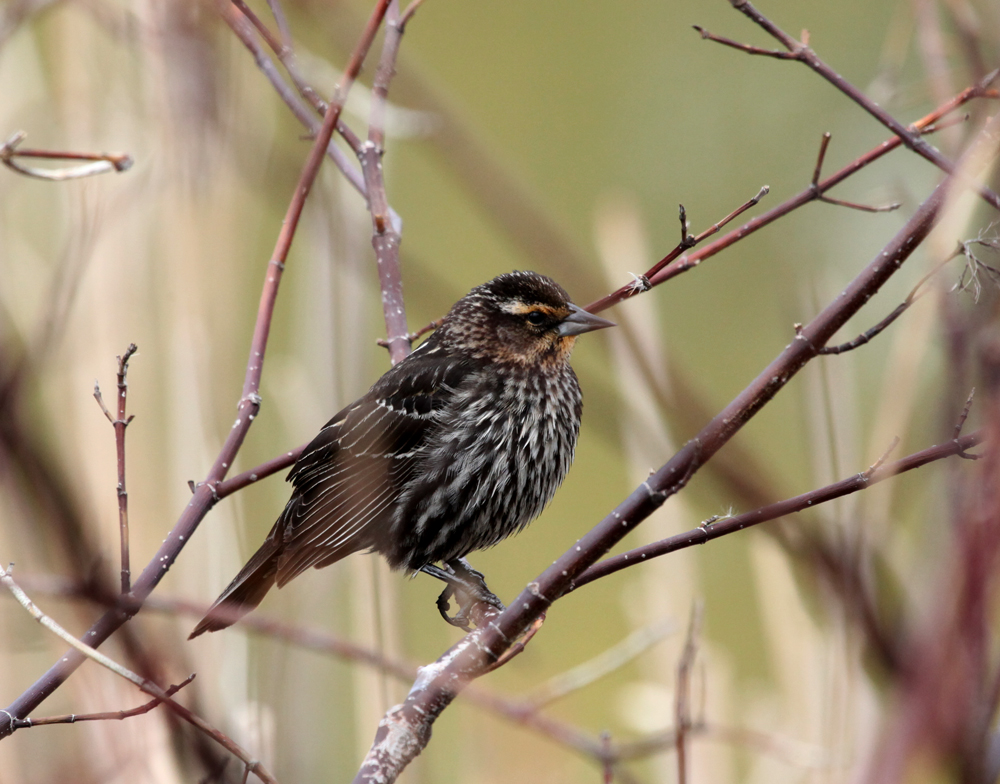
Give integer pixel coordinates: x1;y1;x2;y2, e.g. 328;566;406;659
571;429;984;590
698;1;1000;212
0;565;278;783
632;74;1000;299
0;0;392;740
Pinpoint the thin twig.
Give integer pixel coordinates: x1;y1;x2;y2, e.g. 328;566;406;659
94;344;138;595
571;429;984;590
8;676;195;729
810;132;900;212
954;388;976;440
817;251;960;355
0;131;132;180
0;0;392;739
700;4;1000;211
397;0;427;30
586;186;769;313
375;318;443;348
0;565;278;783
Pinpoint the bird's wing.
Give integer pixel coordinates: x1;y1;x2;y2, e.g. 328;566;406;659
273;344;475;584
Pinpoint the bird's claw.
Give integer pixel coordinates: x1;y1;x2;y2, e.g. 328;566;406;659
435;581;505;632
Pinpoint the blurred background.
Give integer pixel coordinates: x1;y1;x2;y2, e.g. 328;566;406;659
1;0;999;782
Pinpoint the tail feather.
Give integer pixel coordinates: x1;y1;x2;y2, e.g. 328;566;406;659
188;538;282;639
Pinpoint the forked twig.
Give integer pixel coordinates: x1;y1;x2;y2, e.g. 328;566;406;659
697;3;1000;212
0;0;393;740
572;429;984;590
0;564;278;783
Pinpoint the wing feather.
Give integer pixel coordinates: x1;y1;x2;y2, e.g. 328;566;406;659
273;345;477;584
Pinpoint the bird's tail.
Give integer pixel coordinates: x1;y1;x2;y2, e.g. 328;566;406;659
188;537;282;639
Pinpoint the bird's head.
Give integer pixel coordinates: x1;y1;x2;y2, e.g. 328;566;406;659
437;271;615;365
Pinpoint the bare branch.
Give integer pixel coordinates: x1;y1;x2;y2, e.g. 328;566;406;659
702;2;1000;212
1;131;132;180
675;602;703;784
572;429;984;590
0;565;278;783
361;0;421;364
0;0;392;739
8;675;194;729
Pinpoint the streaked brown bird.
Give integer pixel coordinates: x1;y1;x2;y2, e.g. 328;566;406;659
190;271;613;638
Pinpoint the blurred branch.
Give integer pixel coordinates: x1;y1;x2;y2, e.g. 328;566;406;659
0;565;278;783
92;344;138;595
0;131;132;181
675;602;702;784
861;339;1000;783
572;429;984;591
0;0;392;739
697;2;1000;212
219;0;371;197
521;618;675;712
0;0;60;52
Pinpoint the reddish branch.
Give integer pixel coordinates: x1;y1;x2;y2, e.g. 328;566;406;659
572;429;984;590
360;0;413;364
8;675;194;729
697;0;1000;212
0;0;392;739
92;343;138;595
589;70;999;314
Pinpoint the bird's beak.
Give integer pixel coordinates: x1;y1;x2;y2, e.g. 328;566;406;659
557;304;616;337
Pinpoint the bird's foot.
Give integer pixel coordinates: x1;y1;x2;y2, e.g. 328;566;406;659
423;560;505;632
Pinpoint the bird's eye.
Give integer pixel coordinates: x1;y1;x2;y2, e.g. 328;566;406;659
525;311;547;326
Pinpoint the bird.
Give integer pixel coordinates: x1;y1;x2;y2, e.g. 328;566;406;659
189;271;613;638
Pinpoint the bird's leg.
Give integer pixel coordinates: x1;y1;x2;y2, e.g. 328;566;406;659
420;560;505;631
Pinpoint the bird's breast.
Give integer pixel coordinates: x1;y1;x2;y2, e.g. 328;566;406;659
386;363;583;568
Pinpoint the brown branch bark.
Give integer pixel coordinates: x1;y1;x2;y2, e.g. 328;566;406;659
703;1;1000;212
571;429;984;590
0;0;392;740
